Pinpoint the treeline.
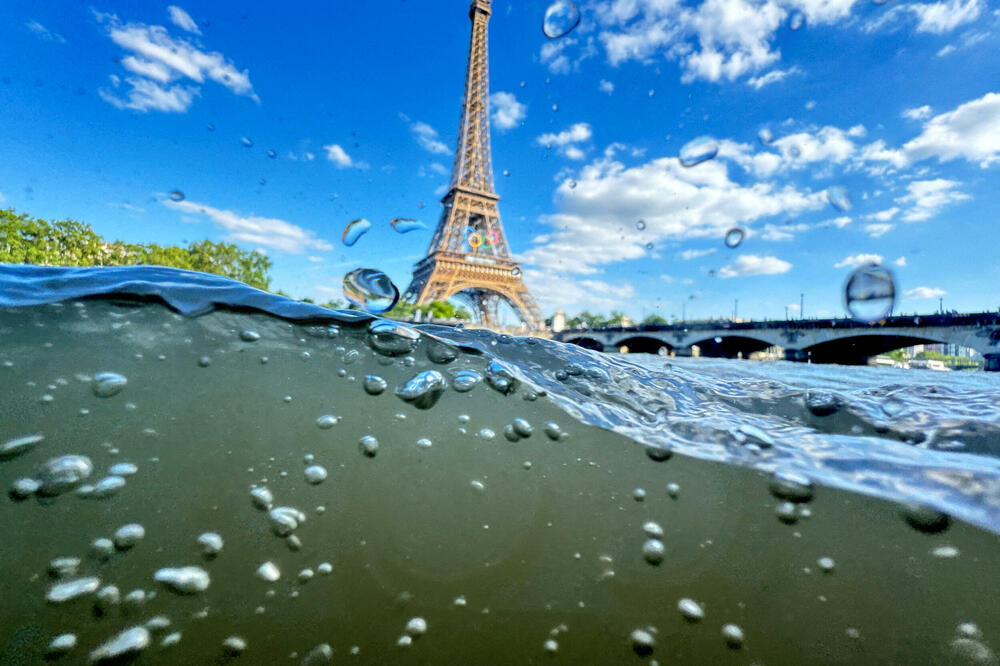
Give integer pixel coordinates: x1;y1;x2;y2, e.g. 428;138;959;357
564;311;667;328
1;208;272;291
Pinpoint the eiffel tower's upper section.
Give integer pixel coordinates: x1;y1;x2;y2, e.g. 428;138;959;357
449;0;495;196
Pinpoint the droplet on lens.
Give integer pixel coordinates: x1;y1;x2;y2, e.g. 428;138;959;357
341;218;371;247
343;269;399;314
542;1;580;39
240;137;253;147
390;218;427;234
724;227;744;249
758;127;774;144
679;136;719;167
844;264;895;323
789;10;805;29
168;190;184;202
827;185;852;211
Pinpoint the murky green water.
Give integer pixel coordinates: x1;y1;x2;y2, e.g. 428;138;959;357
1;294;998;664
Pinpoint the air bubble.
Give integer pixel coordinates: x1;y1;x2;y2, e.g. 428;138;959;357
37;455;93;495
722;624;745;648
359;435;379;457
395;370;447;409
630;629;656;656
197;533;224;557
114;523;145;549
251;486;274;510
154;566;210;594
642;539;665;565
92;372;127;397
452;370;482;392
1;433;43;460
256;562;280;582
47;577;100;603
678;598;704;621
304;465;328;484
47;634;77;657
367;321;420;356
89;627;150;663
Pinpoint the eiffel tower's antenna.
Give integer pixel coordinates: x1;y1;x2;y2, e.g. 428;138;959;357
403;0;542;330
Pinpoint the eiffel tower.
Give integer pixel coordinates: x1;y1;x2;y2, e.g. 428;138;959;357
403;0;542;330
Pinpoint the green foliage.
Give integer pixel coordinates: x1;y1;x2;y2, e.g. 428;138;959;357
385;299;472;321
915;350;978;366
1;208;272;291
642;314;668;325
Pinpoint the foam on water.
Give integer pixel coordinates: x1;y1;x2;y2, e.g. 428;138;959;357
1;264;999;663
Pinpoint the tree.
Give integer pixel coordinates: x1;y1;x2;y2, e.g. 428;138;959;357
642;314;668;325
1;208;273;291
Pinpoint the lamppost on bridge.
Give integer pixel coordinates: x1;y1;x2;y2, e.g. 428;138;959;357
800;293;804;320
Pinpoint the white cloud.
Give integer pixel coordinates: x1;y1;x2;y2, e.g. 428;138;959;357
822;216;852;228
323;144;368;170
429;162;448;176
167;6;200;34
98;76;197;113
760;222;809;240
867;207;899;221
719;254;791;278
894;256;907;267
540;37;576;74
524;269;636;312
679;248;717;260
95;12;257;113
909;0;983;33
25;20;65;43
399;114;450;154
0;192;5;202
902;105;933;120
896;179;969;221
165;199;334;253
834;253;883;269
491;92;526;131
722;125;859;178
747;66;802;89
937;44;957;56
599;79;615;94
519;153;822;278
307;256;324;263
902;92;1000;168
864;223;894;238
537;123;593;159
904;286;947;299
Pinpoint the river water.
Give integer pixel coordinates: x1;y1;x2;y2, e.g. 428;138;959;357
1;265;998;664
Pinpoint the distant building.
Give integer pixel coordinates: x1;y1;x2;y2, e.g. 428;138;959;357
551;309;566;333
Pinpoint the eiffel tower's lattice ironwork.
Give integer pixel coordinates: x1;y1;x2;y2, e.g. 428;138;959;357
403;0;542;329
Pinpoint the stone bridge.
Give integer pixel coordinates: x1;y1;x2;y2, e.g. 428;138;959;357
552;312;1000;371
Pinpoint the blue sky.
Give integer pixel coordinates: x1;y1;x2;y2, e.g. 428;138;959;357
2;0;999;323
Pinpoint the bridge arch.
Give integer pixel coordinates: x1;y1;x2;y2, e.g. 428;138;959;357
565;336;605;351
613;336;674;355
689;335;775;359
802;333;944;365
440;285;536;328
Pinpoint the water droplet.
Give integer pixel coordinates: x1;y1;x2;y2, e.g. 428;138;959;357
630;629;656;656
426;339;459;363
240;330;262;342
722;624;745;648
368;321;420;356
240;137;253;148
643;521;664;538
341;218;371;247
198;356;211;367
197;533;223;557
317;562;333;575
678;598;704;621
484;361;517;395
512;418;533;437
544;422;563;440
817;556;835;572
789;10;805;30
844;265;895;323
827;185;852;211
502;169;511;177
395;370;447;409
48;557;81;579
633;487;646;501
511;266;522;277
343;268;399;314
543;639;559;653
92;372;127;397
1;433;43;460
478;428;496;440
569;180;577;188
390;217;427;234
542;1;580;38
724;227;745;249
304;465;328;484
359;435;379;457
154;566;210;594
635;220;646;231
805;391;841;416
758;127;774;144
89;627;150;663
642;539;665;565
679;136;719;167
452;370;482;393
363;375;388;395
267;149;277;159
206;123;215;132
168;190;184;202
47;577;100;603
